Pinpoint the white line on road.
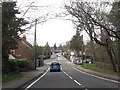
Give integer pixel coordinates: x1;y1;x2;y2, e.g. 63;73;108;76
65;73;69;76
69;76;73;79
63;71;72;79
64;71;72;79
62;67;82;86
63;71;66;74
25;68;49;90
74;80;81;86
73;67;120;84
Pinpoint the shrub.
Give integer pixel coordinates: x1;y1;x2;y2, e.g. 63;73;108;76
2;59;28;75
2;62;11;75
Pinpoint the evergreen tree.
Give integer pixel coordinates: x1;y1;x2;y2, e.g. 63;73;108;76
2;2;28;63
53;43;57;50
70;30;84;56
44;42;51;58
36;46;45;58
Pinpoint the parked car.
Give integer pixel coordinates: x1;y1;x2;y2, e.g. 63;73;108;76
86;58;92;63
83;59;86;63
50;61;61;72
73;57;83;65
84;56;93;64
76;59;83;65
73;57;77;64
70;56;76;63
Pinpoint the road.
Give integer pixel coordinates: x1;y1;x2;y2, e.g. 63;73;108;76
26;56;119;89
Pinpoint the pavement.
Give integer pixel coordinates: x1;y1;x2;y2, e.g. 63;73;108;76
2;57;119;89
2;64;48;89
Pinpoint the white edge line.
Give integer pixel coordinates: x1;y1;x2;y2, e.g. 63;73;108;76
73;67;120;84
25;68;49;90
74;80;81;86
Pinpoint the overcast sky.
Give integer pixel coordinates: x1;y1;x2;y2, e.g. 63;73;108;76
14;0;114;47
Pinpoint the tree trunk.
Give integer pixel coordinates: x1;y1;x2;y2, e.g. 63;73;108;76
90;40;97;63
111;48;117;64
118;39;120;73
106;47;117;72
76;51;79;57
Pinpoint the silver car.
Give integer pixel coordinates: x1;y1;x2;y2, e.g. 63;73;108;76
73;57;83;65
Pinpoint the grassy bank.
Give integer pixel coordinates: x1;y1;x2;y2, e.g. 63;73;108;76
81;64;119;76
2;73;23;83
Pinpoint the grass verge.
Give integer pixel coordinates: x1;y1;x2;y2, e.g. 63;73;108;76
2;73;23;83
81;64;119;76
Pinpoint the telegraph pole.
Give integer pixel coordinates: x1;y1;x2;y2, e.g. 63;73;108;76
34;19;37;70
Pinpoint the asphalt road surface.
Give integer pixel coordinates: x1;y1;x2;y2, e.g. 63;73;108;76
27;56;119;89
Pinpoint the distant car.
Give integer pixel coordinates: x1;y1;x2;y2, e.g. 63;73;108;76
57;54;60;57
50;61;61;72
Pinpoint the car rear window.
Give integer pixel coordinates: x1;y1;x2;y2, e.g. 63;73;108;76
51;62;60;65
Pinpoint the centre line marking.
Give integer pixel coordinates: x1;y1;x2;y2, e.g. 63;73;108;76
62;69;82;86
74;80;81;86
69;76;73;79
65;73;69;76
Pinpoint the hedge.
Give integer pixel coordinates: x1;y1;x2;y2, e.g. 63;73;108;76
2;59;28;75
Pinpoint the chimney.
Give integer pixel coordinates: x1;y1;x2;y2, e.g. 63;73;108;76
23;34;26;41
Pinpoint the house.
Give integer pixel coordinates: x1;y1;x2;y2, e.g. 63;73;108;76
10;35;34;70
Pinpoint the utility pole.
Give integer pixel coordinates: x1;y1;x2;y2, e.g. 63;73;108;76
34;19;37;70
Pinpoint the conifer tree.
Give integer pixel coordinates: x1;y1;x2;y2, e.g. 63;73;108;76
2;2;28;63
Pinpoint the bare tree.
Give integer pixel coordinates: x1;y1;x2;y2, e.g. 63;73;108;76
16;0;52;32
65;1;118;72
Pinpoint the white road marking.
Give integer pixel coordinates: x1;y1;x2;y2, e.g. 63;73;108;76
63;71;66;74
25;68;49;90
62;67;82;86
74;80;81;86
69;76;73;79
61;56;119;87
73;67;120;84
65;73;69;76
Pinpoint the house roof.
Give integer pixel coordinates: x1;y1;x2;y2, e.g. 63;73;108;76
14;36;33;50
